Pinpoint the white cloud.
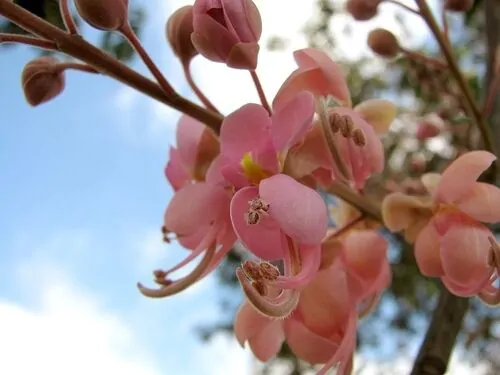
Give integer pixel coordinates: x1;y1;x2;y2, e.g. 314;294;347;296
0;266;162;375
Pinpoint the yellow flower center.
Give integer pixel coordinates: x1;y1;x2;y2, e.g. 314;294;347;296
240;152;272;184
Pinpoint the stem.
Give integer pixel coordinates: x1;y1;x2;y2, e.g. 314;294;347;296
0;33;57;50
182;62;221;114
416;0;496;157
401;48;449;70
383;0;421;15
0;0;223;133
483;74;500;118
326;181;382;222
440;2;450;45
56;62;99;74
120;23;177;96
59;0;78;35
250;70;272;114
409;285;469;375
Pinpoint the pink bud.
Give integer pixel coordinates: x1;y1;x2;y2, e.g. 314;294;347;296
75;0;128;31
167;6;198;64
191;0;262;70
346;0;382;21
444;0;473;12
415;114;445;140
410;154;427;173
21;57;65;107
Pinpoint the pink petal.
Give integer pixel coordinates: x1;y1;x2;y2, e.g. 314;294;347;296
164;183;229;235
165;147;190;191
436;151;496;204
455;182;500;223
220;103;272;161
284;317;338;364
205;155;227;186
234;302;284;361
438;214;493;291
354;99;397;134
229;186;283;260
221;0;262;42
414;221;444;277
271;91;315;150
259;174;328;244
176;115;205;169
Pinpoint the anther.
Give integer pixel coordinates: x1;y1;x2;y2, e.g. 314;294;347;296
352;128;366;146
328;112;342;133
259;262;280;280
242;260;262;280
245;198;270;225
339;115;354;138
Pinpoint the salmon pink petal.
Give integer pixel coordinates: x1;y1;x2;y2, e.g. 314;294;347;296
439;217;493;290
284;318;338;364
414;221;444;277
205;155;227;186
165;148;190;190
441;275;492;297
343;231;387;282
165;183;229;235
455;182;500;223
436;151;496;203
178;230;207;250
220;103;272;161
230;186;283;260
259;174;328;244
220;163;249;189
234;302;274;346
176;115;205;168
271;91;315;150
248;320;285;361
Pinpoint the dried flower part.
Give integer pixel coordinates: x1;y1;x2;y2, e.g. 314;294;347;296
21;56;65;107
75;0;128;31
444;0;473;12
166;5;198;64
367;28;400;58
346;0;381;21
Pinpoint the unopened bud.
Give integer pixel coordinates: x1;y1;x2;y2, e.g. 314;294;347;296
368;28;400;58
346;0;382;21
75;0;128;31
167;6;198;64
444;0;473;12
21;57;65;107
416;113;445;140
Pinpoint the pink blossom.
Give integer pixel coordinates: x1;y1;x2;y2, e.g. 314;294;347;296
165;115;219;190
383;151;500;298
191;0;262;69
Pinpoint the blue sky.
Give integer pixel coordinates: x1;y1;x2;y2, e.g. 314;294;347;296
0;1;481;374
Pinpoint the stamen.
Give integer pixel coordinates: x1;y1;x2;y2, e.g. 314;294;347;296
245;198;270;225
236;268;299;319
329;112;342;133
352;128;366;147
137;244;216;298
339;115;354;138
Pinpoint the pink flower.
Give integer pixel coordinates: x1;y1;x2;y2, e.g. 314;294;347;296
235;230;389;374
191;0;262;69
165;115;219;191
383;151;500;298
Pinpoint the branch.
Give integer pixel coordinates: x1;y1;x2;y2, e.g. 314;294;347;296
0;0;223;134
410;285;469;375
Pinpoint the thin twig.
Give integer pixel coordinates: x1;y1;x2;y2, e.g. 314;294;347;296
0;33;57;50
383;0;421;15
55;62;99;74
182;62;221;114
59;0;79;35
250;70;272;114
483;74;500;118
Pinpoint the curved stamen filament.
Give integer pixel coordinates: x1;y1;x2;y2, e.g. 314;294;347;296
137;244;216;298
236;268;299;319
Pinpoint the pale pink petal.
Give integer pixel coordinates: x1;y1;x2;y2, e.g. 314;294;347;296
438;215;493;291
273;243;321;289
455;182;500;223
259;174;328;244
205;155;227;186
222;0;262;42
165;147;190;190
220;163;249;189
441;275;492;298
284;317;338;364
271;91;315;150
414;220;444;277
343;231;387;282
176;115;205;168
165;183;229;235
436;151;496;204
220;103;272;161
234;302;284;361
230;186;284;260
421;173;441;196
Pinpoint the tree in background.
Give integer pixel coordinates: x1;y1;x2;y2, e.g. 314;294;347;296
1;0;500;374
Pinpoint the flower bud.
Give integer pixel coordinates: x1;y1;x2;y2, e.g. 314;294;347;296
367;28;400;58
75;0;128;31
415;113;445;140
166;6;198;64
191;0;262;70
444;0;473;12
346;0;382;21
21;57;65;107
